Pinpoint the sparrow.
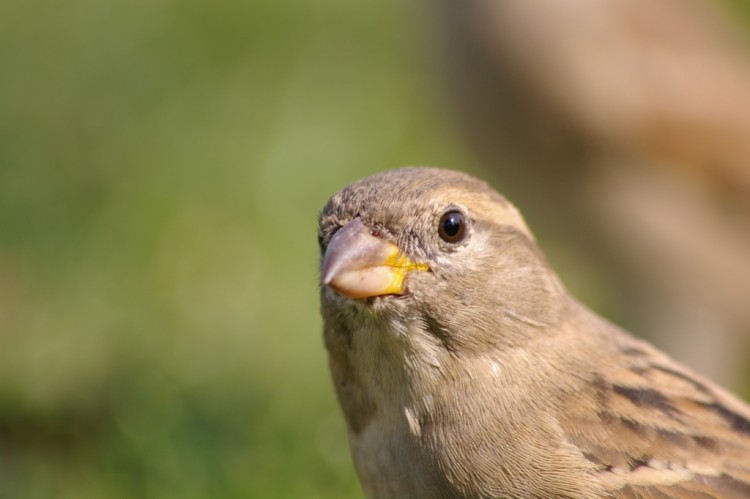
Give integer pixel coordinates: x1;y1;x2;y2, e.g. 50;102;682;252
318;167;750;498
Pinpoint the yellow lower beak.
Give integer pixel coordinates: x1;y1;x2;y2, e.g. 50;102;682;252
321;219;428;299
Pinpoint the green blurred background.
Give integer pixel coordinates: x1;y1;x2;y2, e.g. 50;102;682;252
0;0;471;497
1;1;749;498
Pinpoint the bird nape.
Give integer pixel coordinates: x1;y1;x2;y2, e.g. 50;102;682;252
318;167;750;499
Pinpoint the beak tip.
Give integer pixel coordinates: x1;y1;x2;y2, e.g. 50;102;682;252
320;256;336;287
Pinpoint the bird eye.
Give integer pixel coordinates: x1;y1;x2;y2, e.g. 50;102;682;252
438;211;466;243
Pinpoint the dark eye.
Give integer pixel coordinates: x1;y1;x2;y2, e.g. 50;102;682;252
438;211;466;243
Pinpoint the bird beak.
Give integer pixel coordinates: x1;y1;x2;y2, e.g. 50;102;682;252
321;218;428;299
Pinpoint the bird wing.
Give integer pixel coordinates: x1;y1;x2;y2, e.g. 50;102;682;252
559;331;750;498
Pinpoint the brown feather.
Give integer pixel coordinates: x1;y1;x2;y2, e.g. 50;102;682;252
319;167;750;498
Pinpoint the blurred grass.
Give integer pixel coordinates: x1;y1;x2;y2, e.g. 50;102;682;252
0;0;472;497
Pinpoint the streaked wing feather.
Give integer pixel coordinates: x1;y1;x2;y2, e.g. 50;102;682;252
560;331;750;498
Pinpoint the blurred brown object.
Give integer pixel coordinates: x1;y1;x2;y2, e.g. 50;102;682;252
430;0;750;387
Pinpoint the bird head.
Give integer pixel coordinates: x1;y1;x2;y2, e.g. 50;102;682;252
318;167;566;354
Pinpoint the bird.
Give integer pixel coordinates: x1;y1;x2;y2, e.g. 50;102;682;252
318;167;750;498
